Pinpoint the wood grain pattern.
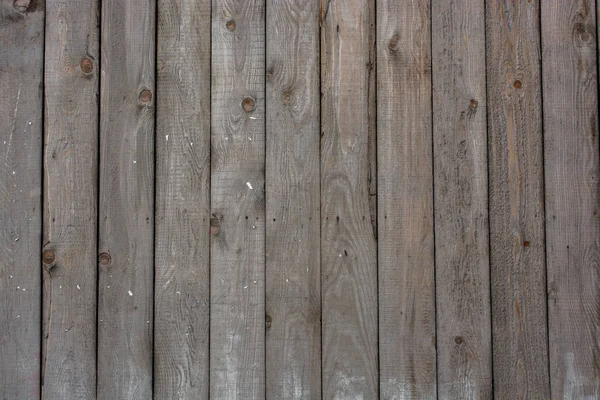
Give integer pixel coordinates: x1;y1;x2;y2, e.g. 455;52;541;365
42;0;99;398
486;1;551;398
154;0;211;398
265;1;320;399
377;1;437;398
210;1;266;398
97;0;156;397
0;1;44;398
542;1;600;398
432;0;492;398
321;0;379;398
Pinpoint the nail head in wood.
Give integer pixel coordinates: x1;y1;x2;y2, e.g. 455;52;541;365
139;89;153;104
226;20;236;31
513;80;522;89
43;250;55;265
99;252;111;266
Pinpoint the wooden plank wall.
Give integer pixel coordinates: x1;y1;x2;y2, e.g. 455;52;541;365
1;0;599;399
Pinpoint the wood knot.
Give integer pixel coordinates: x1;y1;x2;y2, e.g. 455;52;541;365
98;252;111;266
454;336;464;345
388;35;400;52
242;97;255;112
282;91;292;104
470;99;478;109
226;20;236;31
42;250;55;265
80;58;93;74
13;0;29;12
139;89;153;104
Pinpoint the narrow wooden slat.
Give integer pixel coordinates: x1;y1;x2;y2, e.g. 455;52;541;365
154;0;211;397
265;1;320;398
0;2;44;398
210;1;266;398
321;0;378;397
486;1;550;398
377;1;437;398
431;0;492;398
97;0;156;397
542;1;600;397
42;0;99;397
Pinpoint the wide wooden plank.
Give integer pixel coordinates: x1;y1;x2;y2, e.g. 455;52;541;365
0;2;44;398
431;0;492;398
265;1;320;399
321;0;378;398
97;0;156;397
154;0;211;398
42;0;99;398
486;1;550;398
210;1;266;398
542;1;600;397
377;1;437;398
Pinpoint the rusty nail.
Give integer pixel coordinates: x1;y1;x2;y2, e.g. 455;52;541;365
513;80;522;89
80;58;93;74
226;20;236;31
43;250;55;265
139;90;153;103
242;97;255;112
523;241;530;247
99;252;111;266
454;336;463;345
470;99;478;109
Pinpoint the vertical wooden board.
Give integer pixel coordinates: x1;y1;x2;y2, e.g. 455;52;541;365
0;2;44;399
97;0;156;397
265;1;320;399
321;0;378;398
486;1;551;398
42;0;99;398
210;1;265;398
154;0;211;398
431;0;492;398
542;1;600;397
377;1;437;398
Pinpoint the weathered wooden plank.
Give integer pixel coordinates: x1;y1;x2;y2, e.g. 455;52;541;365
154;0;211;398
265;1;320;399
97;0;156;397
321;0;378;398
0;2;44;399
431;0;492;398
486;1;551;398
377;1;436;398
542;1;600;397
42;0;99;398
210;1;265;398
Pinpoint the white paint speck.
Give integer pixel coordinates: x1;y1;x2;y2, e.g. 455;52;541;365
248;137;252;141
14;237;18;241
339;253;342;257
225;137;228;140
22;288;26;291
133;160;137;164
165;135;169;141
249;116;258;120
286;279;289;282
253;280;257;284
28;121;32;125
244;285;248;289
220;279;224;283
128;290;133;296
246;182;253;189
9;275;12;279
147;320;150;324
77;284;81;290
59;285;62;289
176;291;181;295
16;286;20;289
12;171;15;175
252;225;256;229
107;286;110;288
16;314;20;319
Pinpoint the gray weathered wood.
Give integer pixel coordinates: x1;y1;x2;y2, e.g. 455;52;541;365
42;0;99;398
542;1;600;397
97;0;156;397
154;0;211;398
265;1;320;399
486;1;551;398
0;1;44;398
210;1;266;398
432;0;492;398
321;0;378;398
377;1;437;398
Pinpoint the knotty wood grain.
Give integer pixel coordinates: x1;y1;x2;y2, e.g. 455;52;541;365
542;1;600;397
210;1;266;398
42;0;99;398
0;1;44;398
432;0;492;398
97;0;156;397
377;1;437;398
154;0;211;398
321;0;378;398
265;1;320;399
486;1;551;398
